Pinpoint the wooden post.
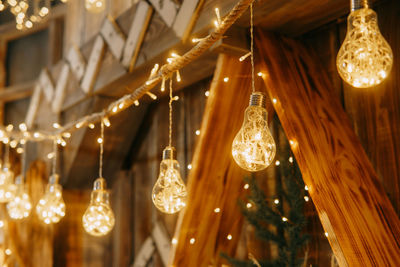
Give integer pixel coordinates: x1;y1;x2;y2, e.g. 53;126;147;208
170;55;259;266
256;31;400;266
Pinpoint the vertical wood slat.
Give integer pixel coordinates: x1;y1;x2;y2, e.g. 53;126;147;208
256;31;400;266
170;54;255;266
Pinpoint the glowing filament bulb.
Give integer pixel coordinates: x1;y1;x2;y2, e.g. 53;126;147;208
6;175;32;220
152;147;187;214
85;0;105;13
232;92;276;171
82;178;115;236
336;2;393;88
36;174;66;224
0;164;16;203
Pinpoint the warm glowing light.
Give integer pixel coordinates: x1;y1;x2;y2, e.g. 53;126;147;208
246;203;252;209
0;221;3;228
205;90;210;97
85;0;105;13
152;147;187;214
257;72;263;77
227;234;232;240
7;176;32;220
275;160;280;166
243;184;249;190
304;185;309;191
272;98;277;104
16;148;23;154
112;106;118;113
304;196;310;202
223;77;229;82
63;132;71;138
103;117;111;127
325;232;329;237
19;123;27;131
82;178;115;236
195;130;200;136
6;125;13;132
190;238;195;244
282;217;288;222
274;199;279;204
337;7;393;88
214;207;221;213
187;164;192;170
288;156;293;163
0;164;16;203
97;137;103;144
36;174;66;224
4;249;11;256
89;124;95;129
239;52;251;62
232;93;276;172
172;238;178;245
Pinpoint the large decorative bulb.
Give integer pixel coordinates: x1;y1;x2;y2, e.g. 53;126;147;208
36;174;66;224
337;1;393;88
0;164;16;203
82;178;115;236
6;175;32;220
152;147;187;214
85;0;105;13
232;92;276;172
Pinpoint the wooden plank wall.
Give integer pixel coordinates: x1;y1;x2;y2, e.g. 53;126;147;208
301;0;400;215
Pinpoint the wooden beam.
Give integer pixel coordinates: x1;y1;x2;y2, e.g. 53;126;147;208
0;81;34;102
256;31;400;266
170;54;254;266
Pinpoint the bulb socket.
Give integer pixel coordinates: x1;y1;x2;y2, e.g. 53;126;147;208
249;92;266;108
93;177;107;191
162;146;176;160
351;0;370;11
49;174;60;185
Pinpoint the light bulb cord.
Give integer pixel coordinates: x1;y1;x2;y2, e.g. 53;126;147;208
52;139;57;176
21;142;26;184
99;120;104;178
169;78;173;148
250;2;255;93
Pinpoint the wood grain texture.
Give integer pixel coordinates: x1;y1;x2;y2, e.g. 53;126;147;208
256;30;400;266
100;16;126;61
149;0;178;27
66;45;86;82
52;62;70;113
170;55;255;266
38;69;55;103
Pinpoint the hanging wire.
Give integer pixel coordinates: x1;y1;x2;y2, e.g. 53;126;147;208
52;139;57;175
169;78;173;148
99;120;104;178
250;2;255;93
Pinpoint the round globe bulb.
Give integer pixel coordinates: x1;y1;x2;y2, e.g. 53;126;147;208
36;174;66;224
82;178;115;236
232;92;276;172
337;8;393;88
152;147;187;214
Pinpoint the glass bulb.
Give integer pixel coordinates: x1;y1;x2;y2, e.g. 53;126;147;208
337;6;393;88
232;92;276;172
82;178;115;236
152;147;187;214
85;0;105;13
6;175;32;220
36;174;66;224
0;164;16;203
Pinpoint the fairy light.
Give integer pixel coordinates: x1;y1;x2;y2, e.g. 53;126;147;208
89;124;95;129
19;123;27;131
63;132;71;138
246;203;252;209
274;199;279;205
5;249;11;255
304;196;310;202
214;207;220;213
190;238;196;244
223;77;229;82
172;238;178;245
205;90;210;97
10;140;17;148
195;130;200;136
146;92;157;100
239;52;251;62
288;156;293;163
227;234;232;240
304;185;309;191
187;164;192;170
134;100;139;106
214;8;222;28
275;160;280;166
325;232;329;237
118;103;124;109
53;123;61;129
33;132;40;138
112;106;118;113
176;70;181;82
160;77;166;92
257;72;263;77
5;125;13;132
103;117;111;127
272;98;277;104
282;217;288;222
243;184;249;190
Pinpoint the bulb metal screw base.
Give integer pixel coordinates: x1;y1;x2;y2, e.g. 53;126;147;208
249;92;266;108
49;174;60;185
351;0;370;11
162;146;176;160
93;177;107;191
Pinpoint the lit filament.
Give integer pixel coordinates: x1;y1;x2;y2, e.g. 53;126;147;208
36;182;66;224
152;154;187;214
337;8;393;88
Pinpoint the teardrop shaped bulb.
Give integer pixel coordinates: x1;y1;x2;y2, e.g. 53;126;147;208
36;174;66;224
337;8;393;88
6;175;32;220
82;178;115;236
152;147;187;214
232;92;276;172
0;164;16;203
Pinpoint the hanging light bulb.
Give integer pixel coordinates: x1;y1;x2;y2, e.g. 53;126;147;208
152;147;187;214
82;178;115;236
6;175;32;220
337;0;393;88
0;163;16;203
36;174;66;224
85;0;105;13
232;92;276;171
